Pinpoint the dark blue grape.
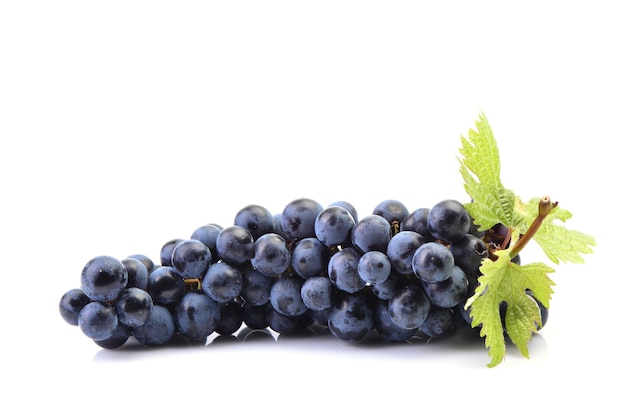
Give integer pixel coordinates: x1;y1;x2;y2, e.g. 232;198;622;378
373;298;418;342
148;266;185;306
291;237;329;279
371;270;410;301
121;257;149;290
202;262;243;303
373;199;409;225
280;198;323;241
427;199;471;243
269;274;307;317
80;255;128;302
401;208;436;242
412;242;455;283
449;234;489;277
94;322;131;349
78;302;118;341
351;214;392;254
419;306;456;339
234;204;274;240
265;303;313;335
327;292;374;342
328;247;366;294
216;225;254;266
387;230;427;275
126;254;156;274
59;288;91;326
115;287;154;328
309;308;330;327
175;292;221;342
132;305;175;346
272;213;291;240
215;302;243;335
242;303;269;330
241;267;274;306
314;205;355;247
160;239;184;266
190;224;222;259
300;276;335;312
250;233;291;278
357;250;391;285
422;265;469;308
171;239;213;279
328;200;359;223
388;285;431;330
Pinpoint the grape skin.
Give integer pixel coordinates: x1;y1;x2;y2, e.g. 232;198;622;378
427;199;471;243
175;292;221;342
202;262;243;304
314;205;355;247
78;302;118;341
59;288;91;326
327;292;374;342
351;214;392;254
115;287;154;328
80;255;128;302
171;239;213;279
387;285;431;330
132;305;176;346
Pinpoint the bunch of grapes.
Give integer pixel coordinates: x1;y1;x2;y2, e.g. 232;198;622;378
59;198;548;349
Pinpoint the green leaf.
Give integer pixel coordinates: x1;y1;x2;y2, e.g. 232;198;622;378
458;113;524;230
521;198;598;264
466;250;555;367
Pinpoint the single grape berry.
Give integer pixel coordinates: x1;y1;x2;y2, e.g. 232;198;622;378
115;287;154;328
121;257;149;290
291;237;329;279
280;198;323;241
327;292;374;342
59;288;91;326
147;266;185;306
234;204;274;240
351;214;392;254
171;238;213;279
190;224;222;259
373;199;409;226
215;225;254;266
80;255;128;302
427;199;471;243
202;262;243;303
78;302;119;341
132;305;176;346
412;242;455;284
250;233;291;278
357;250;392;285
175;292;221;342
314;205;355;247
387;285;431;330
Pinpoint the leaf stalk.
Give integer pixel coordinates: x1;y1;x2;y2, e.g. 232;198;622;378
509;196;558;259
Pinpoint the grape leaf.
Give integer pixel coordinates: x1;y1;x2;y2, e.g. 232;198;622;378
521;198;598;264
458;112;595;367
466;250;555;367
458;112;525;231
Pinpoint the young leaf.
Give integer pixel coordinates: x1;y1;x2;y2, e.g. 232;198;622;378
458;113;524;231
466;250;555;367
521;198;598;264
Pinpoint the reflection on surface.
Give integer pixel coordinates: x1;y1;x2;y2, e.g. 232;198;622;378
92;322;548;364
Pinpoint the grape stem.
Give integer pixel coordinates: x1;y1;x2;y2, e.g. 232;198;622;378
509;196;558;259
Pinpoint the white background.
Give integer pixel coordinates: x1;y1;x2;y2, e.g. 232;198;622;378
1;1;622;400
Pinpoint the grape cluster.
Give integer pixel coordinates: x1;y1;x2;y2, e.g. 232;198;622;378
59;198;547;349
